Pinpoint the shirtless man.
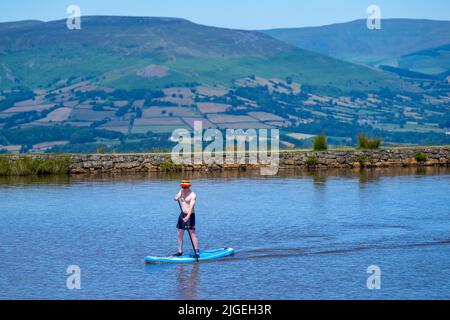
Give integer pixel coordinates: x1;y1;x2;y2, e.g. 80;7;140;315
174;179;199;257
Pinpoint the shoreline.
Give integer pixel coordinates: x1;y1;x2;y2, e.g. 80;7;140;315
1;147;449;176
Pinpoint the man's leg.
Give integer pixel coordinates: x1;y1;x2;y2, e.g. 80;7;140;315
177;229;184;253
189;229;199;250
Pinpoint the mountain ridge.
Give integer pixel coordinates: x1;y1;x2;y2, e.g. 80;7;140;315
263;18;450;65
0;15;293;58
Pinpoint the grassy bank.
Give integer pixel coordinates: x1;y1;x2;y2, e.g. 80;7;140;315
0;156;74;176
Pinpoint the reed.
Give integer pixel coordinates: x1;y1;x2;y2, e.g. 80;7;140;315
0;156;74;176
357;134;381;150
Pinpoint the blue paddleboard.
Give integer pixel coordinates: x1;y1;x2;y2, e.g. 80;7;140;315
144;248;234;264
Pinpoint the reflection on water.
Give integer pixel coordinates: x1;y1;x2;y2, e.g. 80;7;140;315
0;174;71;186
175;264;200;300
0;166;448;187
144;262;200;300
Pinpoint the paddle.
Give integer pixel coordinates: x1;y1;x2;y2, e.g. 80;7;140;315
177;199;199;262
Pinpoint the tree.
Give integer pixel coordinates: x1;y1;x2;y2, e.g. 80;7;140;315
136;108;143;118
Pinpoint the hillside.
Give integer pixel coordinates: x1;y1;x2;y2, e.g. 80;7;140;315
263;19;450;66
397;44;450;76
375;44;450;80
0;16;397;91
0;16;449;153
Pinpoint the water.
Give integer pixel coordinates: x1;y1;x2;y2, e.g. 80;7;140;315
1;167;449;299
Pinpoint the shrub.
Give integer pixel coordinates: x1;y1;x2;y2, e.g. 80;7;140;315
96;147;106;154
115;105;130;117
158;160;182;172
415;152;428;163
136;108;143;118
358;133;381;149
305;156;318;167
69;128;96;144
356;154;367;164
313;134;328;151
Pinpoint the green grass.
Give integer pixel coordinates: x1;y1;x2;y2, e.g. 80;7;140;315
161;51;398;90
0;156;74;176
0;47;149;89
2;44;400;92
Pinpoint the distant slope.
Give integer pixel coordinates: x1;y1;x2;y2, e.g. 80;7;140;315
0;16;398;91
263;19;450;65
398;44;450;75
0;20;44;31
0;16;292;58
378;65;437;80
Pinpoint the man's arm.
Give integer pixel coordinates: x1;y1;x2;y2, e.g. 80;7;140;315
174;190;181;201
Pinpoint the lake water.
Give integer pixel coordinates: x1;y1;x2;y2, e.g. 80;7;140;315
1;167;449;300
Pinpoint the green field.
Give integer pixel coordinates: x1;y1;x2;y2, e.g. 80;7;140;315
399;45;450;75
1;44;401;92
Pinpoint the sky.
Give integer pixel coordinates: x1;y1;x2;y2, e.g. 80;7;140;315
1;0;449;29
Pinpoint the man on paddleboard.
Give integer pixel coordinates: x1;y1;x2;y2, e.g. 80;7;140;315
174;179;200;257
